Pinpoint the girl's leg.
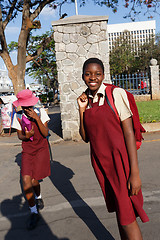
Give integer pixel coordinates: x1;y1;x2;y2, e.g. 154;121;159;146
32;179;40;197
117;218;143;240
22;175;39;230
22;175;35;207
32;178;44;210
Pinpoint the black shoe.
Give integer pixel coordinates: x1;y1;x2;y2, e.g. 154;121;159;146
27;213;40;230
36;198;44;210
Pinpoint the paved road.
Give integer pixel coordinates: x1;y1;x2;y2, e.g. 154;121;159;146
0;130;160;239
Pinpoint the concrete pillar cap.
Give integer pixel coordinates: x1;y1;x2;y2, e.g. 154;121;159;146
150;58;157;66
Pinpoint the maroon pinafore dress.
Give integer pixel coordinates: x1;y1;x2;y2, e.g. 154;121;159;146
21;120;51;181
84;95;149;225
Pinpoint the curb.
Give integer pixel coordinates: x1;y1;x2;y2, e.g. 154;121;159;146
0;138;64;147
0;123;160;146
142;122;160;133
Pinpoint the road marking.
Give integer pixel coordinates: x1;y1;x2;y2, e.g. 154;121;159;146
0;191;160;222
144;139;160;143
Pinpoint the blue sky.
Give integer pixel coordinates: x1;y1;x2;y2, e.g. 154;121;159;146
0;1;160;84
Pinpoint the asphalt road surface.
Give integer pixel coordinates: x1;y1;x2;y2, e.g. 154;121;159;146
0;131;160;240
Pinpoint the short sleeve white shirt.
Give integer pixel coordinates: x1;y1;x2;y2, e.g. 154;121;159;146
87;82;132;121
12;108;50;131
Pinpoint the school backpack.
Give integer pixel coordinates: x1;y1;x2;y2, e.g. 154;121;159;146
104;83;145;150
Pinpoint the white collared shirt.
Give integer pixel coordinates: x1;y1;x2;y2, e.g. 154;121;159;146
87;82;132;121
12;107;50;131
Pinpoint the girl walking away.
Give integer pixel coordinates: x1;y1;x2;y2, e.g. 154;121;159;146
12;89;51;230
77;58;149;240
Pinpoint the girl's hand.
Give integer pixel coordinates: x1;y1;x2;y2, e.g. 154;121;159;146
25;125;34;139
128;173;142;196
25;108;40;121
77;93;88;110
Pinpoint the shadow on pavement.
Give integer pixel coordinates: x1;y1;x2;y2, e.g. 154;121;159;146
1;151;115;239
0;153;69;240
48;112;62;138
49;161;115;240
0;194;69;240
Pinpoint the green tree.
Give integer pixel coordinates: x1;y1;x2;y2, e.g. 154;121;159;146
0;0;67;94
109;31;139;75
25;29;58;93
135;33;160;71
110;31;160;76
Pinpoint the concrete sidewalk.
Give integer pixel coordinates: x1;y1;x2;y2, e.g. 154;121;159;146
142;122;160;133
0;121;159;146
0;129;63;146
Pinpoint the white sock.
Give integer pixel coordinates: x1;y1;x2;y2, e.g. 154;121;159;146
29;205;38;214
35;194;42;200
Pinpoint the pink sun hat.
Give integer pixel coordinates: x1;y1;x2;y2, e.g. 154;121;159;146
13;89;39;107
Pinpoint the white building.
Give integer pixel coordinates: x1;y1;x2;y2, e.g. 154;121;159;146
26;83;45;94
0;69;12;94
108;20;156;51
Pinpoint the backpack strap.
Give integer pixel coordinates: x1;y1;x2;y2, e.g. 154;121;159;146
105;84;120;121
16;110;23;126
104;83;145;150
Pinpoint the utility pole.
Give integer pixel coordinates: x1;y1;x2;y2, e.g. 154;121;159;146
75;0;78;15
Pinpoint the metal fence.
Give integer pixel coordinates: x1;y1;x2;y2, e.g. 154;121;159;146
111;72;150;95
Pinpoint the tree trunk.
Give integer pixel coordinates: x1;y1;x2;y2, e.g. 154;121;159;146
0;1;54;95
15;4;31;95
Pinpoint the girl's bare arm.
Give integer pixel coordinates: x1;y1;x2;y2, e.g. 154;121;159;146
17;127;34;141
77;93;88;142
121;117;142;196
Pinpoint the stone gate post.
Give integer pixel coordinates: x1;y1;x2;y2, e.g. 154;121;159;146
150;58;160;100
52;15;110;140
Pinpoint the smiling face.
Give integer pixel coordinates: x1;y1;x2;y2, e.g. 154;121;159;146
83;63;104;97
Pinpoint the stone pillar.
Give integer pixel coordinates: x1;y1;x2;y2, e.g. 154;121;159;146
150;58;160;100
52;15;110;140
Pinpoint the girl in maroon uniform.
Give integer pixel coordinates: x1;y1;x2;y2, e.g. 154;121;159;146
77;58;149;240
12;89;50;230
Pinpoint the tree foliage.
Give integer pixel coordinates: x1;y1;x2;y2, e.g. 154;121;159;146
25;29;58;92
109;32;137;75
0;0;67;94
110;31;160;75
